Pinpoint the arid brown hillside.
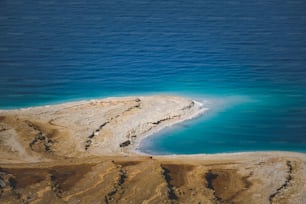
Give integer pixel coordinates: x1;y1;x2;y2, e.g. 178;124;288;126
1;154;306;204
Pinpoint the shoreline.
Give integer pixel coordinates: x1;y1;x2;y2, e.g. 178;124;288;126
130;99;208;156
0;95;208;160
1;95;305;157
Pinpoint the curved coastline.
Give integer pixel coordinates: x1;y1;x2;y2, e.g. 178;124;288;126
131;99;208;155
0;95;305;158
0;95;206;158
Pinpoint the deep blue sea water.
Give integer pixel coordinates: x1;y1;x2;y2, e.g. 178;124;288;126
1;0;306;154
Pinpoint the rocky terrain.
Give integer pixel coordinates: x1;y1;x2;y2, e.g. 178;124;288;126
0;95;305;204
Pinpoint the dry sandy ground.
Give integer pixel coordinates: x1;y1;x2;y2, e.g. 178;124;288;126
0;95;305;204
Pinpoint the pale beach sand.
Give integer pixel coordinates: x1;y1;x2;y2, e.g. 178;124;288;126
0;95;205;159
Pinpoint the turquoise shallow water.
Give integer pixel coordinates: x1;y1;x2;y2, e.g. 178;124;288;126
1;0;306;154
139;95;306;154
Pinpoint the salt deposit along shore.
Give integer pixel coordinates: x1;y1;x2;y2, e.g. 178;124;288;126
0;95;305;204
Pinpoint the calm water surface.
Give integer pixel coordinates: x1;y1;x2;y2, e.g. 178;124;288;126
1;0;306;154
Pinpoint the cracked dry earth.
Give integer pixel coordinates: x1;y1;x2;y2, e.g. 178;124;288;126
0;96;306;204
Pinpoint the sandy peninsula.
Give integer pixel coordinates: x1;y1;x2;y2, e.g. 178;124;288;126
0;95;305;204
